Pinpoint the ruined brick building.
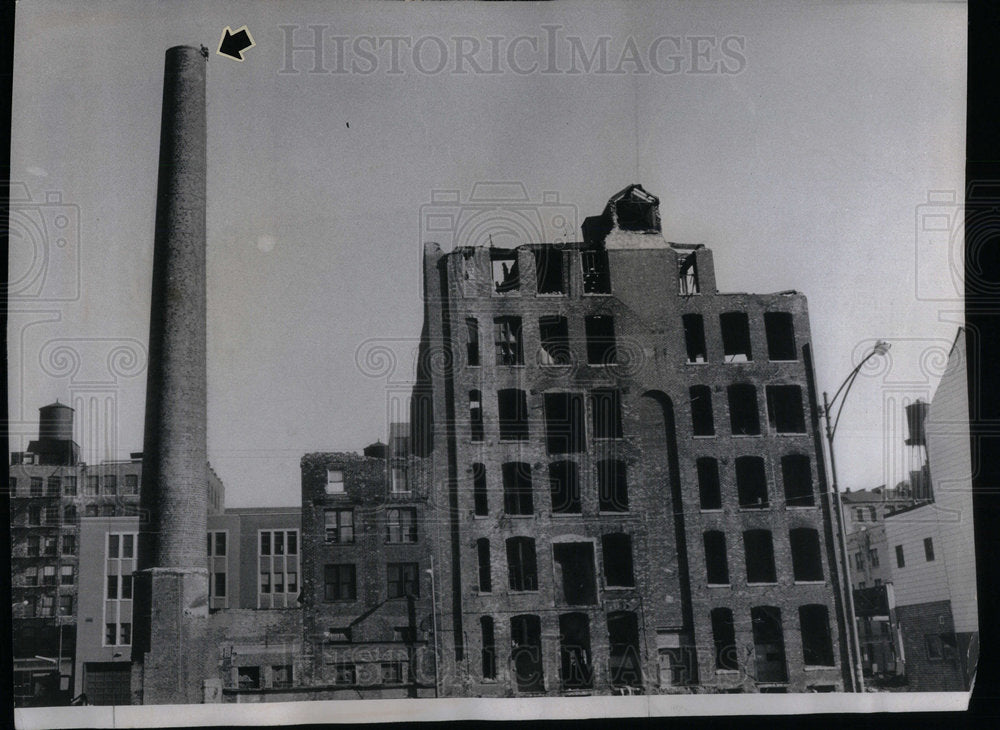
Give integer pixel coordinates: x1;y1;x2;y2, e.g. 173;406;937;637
409;185;850;694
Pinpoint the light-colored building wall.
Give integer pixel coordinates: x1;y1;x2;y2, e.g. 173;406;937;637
886;329;974;624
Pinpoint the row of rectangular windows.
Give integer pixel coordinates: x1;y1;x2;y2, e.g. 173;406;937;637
689;383;806;436
204;530;301;558
19;564;75;587
703;528;825;586
710;604;836;674
697;453;815;509
466;452;816;518
474;602;834;689
324;468;410;496
20;534;75;557
18;593;74;618
323;562;419;602
476;610;644;690
481;248;702;298
474;383;807;447
8;473;139;497
460;310;796;370
20;501;140;526
321;661;406;688
893;537;935;568
324;508;417;544
475;534;635;597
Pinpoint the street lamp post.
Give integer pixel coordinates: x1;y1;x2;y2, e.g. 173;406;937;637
425;557;440;698
820;339;890;694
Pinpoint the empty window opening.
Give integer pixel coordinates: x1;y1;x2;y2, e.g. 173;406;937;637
466;318;480;366
473;463;489;516
506;537;538;591
602;533;635;587
607;611;643;689
711;607;738;670
469;390;484;442
704;531;730;585
494;316;524;366
789;528;824;581
720;312;752;362
585;315;617;365
678;253;699;295
502;462;534;516
697;457;722;510
799;605;835;666
498;389;529;441
615;194;660;231
549;461;581;514
477;538;492;593
924;537;935;561
728;383;761;435
544;392;586;453
744;530;777;583
535;247;565;294
781;454;814;506
597;459;629;512
591;388;623;439
736;456;768;508
481;616;497;680
491;250;520;293
238;666;261;689
510;615;544;692
766;385;806;433
683;314;707;363
553;542;597;605
751;606;788;683
538;315;571;365
690;385;715;436
582;249;611;294
895;545;905;568
764;312;797;361
559;612;594;690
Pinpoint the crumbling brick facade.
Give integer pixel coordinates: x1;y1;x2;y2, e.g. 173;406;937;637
410;185;848;694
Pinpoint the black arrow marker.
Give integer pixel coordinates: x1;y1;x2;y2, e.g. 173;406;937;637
218;25;255;61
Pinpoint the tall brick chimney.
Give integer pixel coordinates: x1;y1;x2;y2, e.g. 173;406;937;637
132;45;211;705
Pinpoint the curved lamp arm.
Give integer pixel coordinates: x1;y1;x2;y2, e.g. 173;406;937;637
827;340;890;441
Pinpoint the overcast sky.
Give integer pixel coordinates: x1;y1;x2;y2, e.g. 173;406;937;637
8;0;965;507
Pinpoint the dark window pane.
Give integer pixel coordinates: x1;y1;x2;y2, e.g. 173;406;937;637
704;531;730;584
549;461;581;514
728;383;760;435
690;385;714;436
764;312;797;361
544;392;585;453
697;458;722;509
744;530;777;583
